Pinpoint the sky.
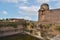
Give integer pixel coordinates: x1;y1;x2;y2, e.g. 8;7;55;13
0;0;60;21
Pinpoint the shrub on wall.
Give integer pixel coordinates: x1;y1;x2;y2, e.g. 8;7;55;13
55;26;60;31
42;24;52;29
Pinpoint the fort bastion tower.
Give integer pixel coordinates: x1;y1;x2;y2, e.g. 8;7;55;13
38;3;49;24
38;3;60;24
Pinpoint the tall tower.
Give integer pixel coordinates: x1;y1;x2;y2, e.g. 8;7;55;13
38;3;49;24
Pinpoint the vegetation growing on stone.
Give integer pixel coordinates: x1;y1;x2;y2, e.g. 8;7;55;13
55;26;60;31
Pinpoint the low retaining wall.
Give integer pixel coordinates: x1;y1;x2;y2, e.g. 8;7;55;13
0;30;23;37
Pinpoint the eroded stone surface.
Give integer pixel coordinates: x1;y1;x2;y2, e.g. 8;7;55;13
51;35;60;40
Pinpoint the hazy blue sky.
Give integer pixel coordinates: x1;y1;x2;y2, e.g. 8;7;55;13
0;0;60;21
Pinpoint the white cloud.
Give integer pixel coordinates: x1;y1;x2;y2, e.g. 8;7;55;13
55;1;60;8
7;0;19;3
24;16;32;20
36;0;57;3
19;5;39;12
18;5;39;16
1;0;18;3
36;0;50;3
1;0;27;3
19;0;28;3
0;11;8;15
50;0;60;9
2;11;8;15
